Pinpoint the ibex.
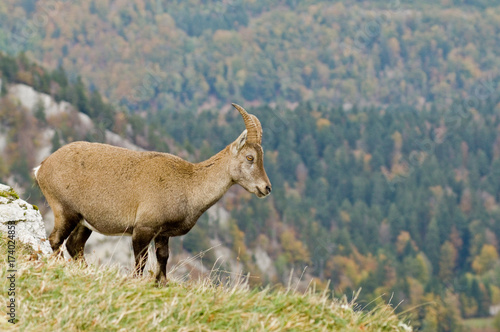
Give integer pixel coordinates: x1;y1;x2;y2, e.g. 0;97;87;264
35;103;271;285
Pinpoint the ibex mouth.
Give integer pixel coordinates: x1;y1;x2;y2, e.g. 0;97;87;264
256;187;268;198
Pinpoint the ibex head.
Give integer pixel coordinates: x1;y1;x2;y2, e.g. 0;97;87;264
229;103;272;198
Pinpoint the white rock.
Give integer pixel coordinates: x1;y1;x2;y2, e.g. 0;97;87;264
35;128;55;165
0;183;11;192
253;246;277;279
105;130;144;151
8;84;40;111
207;204;230;230
84;232;134;270
0;184;52;256
0;133;8;156
8;84;66;119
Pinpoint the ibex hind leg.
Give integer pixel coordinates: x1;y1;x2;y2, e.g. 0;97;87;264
66;223;93;261
131;226;157;278
48;205;82;258
155;233;170;287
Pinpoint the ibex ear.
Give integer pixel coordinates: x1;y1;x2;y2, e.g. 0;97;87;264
231;129;247;156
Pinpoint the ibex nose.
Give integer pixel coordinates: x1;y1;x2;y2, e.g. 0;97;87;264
266;185;272;194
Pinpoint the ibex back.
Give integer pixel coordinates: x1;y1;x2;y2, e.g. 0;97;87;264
35;104;271;285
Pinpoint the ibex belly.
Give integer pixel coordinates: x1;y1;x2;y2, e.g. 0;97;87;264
82;219;133;236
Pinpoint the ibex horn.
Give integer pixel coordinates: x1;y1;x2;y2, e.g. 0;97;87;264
232;103;262;144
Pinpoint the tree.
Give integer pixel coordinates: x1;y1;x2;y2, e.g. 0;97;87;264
280;229;310;265
388;203;403;242
419;292;465;332
472;244;499;275
51;66;68;88
425;218;441;274
34;99;46;125
0;53;19;81
51;131;61;152
438;241;457;283
73;77;90;116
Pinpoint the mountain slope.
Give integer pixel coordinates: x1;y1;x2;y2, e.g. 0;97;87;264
3;51;500;329
2;3;500;328
0;233;412;331
1;1;499;113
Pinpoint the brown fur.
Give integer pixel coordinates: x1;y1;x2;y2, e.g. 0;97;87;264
36;123;271;285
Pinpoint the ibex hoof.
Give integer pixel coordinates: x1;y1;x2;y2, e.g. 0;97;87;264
156;276;169;288
51;249;65;260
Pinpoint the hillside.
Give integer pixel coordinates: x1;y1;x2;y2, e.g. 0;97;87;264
1;1;500;330
1;1;500;113
0;233;412;331
3;51;500;329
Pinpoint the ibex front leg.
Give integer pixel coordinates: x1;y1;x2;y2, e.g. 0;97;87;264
155;233;170;286
131;226;156;277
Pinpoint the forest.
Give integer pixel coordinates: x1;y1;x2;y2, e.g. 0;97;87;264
2;52;500;331
1;0;500;331
1;0;499;114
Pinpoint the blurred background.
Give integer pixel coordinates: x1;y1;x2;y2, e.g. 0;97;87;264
1;1;500;330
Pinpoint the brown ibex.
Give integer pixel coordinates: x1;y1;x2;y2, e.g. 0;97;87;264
35;103;271;285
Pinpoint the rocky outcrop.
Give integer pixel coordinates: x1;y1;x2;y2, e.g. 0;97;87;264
7;83;143;166
0;184;52;256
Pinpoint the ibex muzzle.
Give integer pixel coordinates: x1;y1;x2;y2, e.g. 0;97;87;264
35;103;271;285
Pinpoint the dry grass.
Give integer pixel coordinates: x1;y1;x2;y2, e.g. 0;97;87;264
0;235;412;331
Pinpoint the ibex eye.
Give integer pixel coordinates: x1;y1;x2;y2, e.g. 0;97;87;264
246;155;254;162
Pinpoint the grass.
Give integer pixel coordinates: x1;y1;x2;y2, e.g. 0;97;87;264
0;187;19;202
0;235;413;331
463;317;496;332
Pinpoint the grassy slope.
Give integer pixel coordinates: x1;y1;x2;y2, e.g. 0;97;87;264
463;317;495;332
0;235;412;332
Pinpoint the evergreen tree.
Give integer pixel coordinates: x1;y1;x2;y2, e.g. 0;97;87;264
51;131;61;152
424;218;441;274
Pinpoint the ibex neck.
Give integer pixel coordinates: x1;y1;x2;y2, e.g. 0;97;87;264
189;146;234;215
